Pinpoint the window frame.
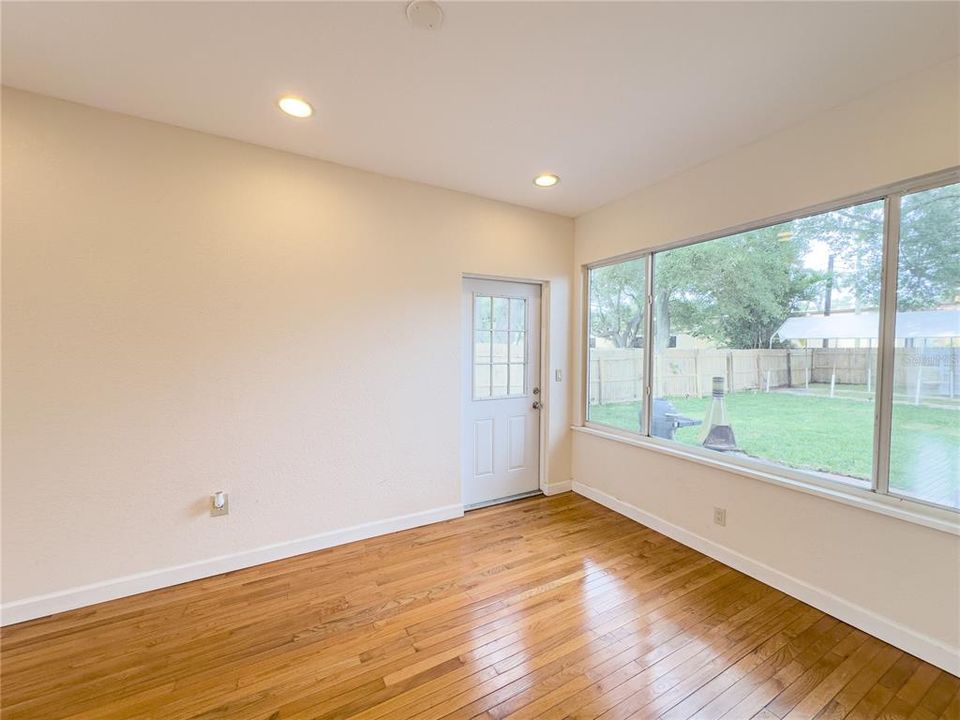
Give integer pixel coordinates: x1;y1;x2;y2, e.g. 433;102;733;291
584;255;651;434
581;166;960;521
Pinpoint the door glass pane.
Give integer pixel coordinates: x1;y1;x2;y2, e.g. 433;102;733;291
509;364;525;395
651;200;884;488
474;365;491;399
587;258;647;433
492;364;508;396
493;297;509;330
510;298;526;330
475;295;492;330
889;183;960;509
475;331;491;363
492;331;508;363
508;332;525;362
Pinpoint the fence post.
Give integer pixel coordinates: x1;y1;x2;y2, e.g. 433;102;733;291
694;352;702;397
914;360;922;405
633;353;640;401
726;352;734;394
597;356;604;406
952;347;957;400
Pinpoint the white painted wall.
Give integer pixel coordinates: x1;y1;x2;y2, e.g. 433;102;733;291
573;59;960;671
1;88;574;612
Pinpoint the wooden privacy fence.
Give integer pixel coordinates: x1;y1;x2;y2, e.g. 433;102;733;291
588;347;960;403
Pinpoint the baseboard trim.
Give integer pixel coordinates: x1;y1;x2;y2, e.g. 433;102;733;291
1;503;464;626
572;481;960;675
542;480;573;496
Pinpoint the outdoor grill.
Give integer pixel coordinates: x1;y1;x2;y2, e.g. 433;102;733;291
649;398;702;441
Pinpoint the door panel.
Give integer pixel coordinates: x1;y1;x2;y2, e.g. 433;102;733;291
507;415;526;471
461;278;541;507
474;419;494;476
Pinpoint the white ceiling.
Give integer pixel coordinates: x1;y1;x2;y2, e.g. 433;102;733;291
3;2;957;216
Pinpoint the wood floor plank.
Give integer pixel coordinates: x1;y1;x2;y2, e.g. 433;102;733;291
656;604;825;720
479;574;756;720
351;570;747;720
506;580;784;720
938;686;960;720
685;613;832;720
810;644;903;720
762;627;872;717
717;618;853;719
844;653;924;720
907;672;960;720
0;493;953;720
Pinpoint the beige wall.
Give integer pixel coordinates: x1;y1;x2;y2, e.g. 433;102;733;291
573;59;960;669
3;57;958;669
1;88;574;605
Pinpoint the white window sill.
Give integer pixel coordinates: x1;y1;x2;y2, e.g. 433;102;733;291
571;424;960;537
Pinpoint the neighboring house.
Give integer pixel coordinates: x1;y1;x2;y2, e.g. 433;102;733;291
773;308;960;348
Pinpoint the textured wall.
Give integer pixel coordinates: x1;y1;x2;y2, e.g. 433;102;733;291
1;88;574;603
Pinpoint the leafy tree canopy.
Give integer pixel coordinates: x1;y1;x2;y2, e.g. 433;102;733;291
654;225;822;349
588;183;959;350
589;258;646;348
791;186;960;310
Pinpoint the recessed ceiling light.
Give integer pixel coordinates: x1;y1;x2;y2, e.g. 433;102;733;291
533;173;560;188
406;0;443;31
278;96;313;118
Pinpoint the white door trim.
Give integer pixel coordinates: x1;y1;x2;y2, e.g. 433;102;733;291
461;274;551;502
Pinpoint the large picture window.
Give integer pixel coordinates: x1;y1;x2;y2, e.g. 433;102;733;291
587;258;647;433
651;199;884;488
584;172;959;513
889;183;959;509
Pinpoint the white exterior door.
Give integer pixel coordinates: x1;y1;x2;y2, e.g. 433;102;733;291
461;278;542;507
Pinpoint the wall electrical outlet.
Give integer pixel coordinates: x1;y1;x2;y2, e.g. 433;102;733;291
211;491;229;517
713;507;726;527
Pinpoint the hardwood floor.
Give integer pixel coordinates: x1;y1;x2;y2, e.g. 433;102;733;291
1;493;957;720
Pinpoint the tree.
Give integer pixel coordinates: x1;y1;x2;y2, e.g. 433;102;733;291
589;258;646;348
654;224;822;349
894;185;960;309
589;225;821;350
791;186;960;310
588;183;958;351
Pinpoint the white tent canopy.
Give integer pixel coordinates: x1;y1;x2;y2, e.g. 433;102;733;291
774;309;960;341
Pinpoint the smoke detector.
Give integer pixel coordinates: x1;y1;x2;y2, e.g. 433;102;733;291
406;0;443;30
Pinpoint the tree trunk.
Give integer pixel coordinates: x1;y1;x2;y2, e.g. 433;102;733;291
822;254;835;349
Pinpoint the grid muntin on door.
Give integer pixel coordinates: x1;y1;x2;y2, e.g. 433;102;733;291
473;294;527;399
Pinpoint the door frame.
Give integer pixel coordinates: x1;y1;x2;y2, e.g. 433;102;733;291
461;273;552;501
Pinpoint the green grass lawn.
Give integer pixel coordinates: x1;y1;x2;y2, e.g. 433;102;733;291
795;382;960;409
588;391;959;508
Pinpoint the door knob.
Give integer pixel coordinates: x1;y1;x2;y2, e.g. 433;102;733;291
532;401;543;410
